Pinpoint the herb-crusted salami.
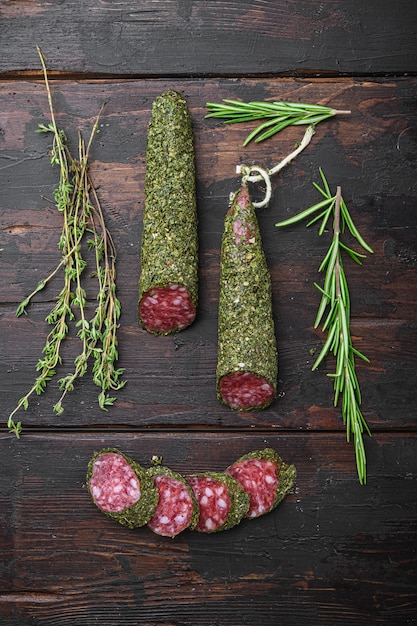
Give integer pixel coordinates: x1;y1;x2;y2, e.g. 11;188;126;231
225;448;296;518
86;448;159;528
138;89;198;335
186;471;250;533
147;462;199;537
216;182;277;410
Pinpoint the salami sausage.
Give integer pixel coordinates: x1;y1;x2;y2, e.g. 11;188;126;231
138;89;198;335
86;449;159;528
147;463;199;537
186;471;250;533
216;182;277;410
225;448;296;518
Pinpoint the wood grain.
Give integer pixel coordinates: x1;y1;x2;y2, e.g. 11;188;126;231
1;78;416;431
0;432;416;625
1;1;416;77
1;3;416;623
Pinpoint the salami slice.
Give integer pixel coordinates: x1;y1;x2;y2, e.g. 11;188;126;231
186;471;250;533
147;463;199;538
138;89;198;335
225;448;296;518
86;448;159;528
216;182;277;410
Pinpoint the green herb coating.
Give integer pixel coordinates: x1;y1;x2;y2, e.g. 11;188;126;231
216;183;277;408
227;448;297;515
186;470;250;533
86;448;159;529
147;463;199;532
138;89;198;334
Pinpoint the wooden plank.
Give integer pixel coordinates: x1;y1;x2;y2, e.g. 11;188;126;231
1;78;416;432
1;305;416;431
0;431;416;625
1;4;416;625
1;1;416;77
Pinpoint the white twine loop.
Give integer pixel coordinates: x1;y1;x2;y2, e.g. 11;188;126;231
236;125;316;209
237;164;272;208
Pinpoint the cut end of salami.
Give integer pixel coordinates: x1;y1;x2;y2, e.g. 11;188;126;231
147;465;199;538
186;472;250;533
86;449;159;528
218;371;275;411
139;283;196;335
89;451;140;513
226;448;296;519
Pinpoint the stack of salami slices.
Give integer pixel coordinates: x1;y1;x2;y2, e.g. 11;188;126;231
87;448;296;538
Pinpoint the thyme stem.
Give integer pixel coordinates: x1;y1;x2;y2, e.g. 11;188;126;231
7;48;124;437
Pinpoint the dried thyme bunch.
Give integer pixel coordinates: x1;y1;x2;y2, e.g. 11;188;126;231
276;169;373;484
7;48;125;437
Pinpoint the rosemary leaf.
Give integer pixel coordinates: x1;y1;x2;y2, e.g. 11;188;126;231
339;240;367;264
275;197;334;228
352;346;371;363
318;166;332;197
312;321;338;371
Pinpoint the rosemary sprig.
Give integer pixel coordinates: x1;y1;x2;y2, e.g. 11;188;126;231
275;169;373;484
7;48;125;437
205;99;351;145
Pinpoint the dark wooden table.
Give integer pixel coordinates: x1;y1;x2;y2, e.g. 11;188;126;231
1;2;416;624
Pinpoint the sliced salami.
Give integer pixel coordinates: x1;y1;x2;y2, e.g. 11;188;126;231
147;463;199;538
86;449;159;528
186;471;250;533
225;448;296;518
86;448;297;534
139;284;196;335
216;183;277;410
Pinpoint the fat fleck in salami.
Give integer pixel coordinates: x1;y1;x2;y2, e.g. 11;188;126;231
216;182;277;410
186;471;250;533
225;448;296;518
86;448;159;528
138;89;198;335
147;462;199;538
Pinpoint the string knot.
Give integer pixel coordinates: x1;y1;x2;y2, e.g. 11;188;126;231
237;164;272;208
236;125;316;210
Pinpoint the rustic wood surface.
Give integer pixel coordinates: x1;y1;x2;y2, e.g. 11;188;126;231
1;0;416;76
1;2;416;625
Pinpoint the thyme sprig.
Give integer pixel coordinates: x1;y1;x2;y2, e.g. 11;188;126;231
7;48;125;438
275;169;373;484
205;100;350;145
